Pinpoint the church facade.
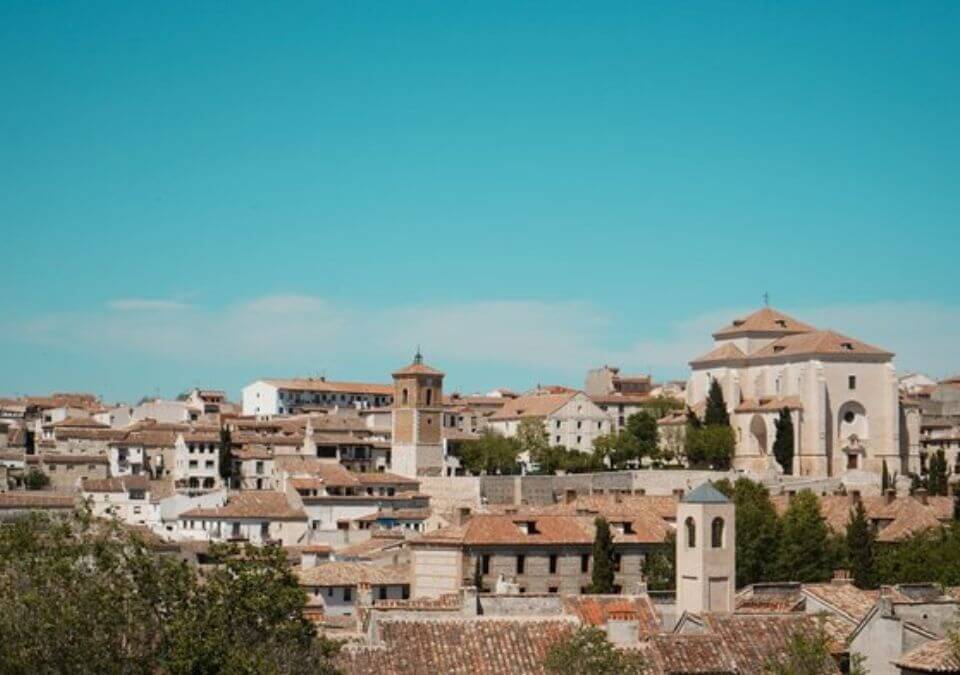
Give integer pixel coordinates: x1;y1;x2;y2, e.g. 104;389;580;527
686;307;917;477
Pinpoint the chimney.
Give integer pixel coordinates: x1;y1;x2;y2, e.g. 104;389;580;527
564;489;578;504
461;585;479;616
832;569;852;585
884;488;896;505
916;487;928;505
605;618;641;647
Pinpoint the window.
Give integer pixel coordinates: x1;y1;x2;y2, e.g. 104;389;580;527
426;389;433;405
685;517;696;548
848;376;857;390
327;587;334;598
401;389;408;405
613;553;622;572
549;554;558;574
711;517;725;548
548;586;559;594
344;587;352;602
555;420;561;429
516;555;525;574
379;587;387;600
481;555;490;574
260;522;270;538
844;410;856;424
231;522;241;538
576;421;582;430
555;436;561;444
581;554;590;573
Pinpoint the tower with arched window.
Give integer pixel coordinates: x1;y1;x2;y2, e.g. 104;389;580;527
390;350;445;478
675;482;735;616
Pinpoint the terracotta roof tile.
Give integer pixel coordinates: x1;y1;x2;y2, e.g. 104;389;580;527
489;392;578;421
895;639;960;672
262;378;393;395
712;308;816;338
751;330;892;360
650;633;737;674
180;491;305;521
562;595;661;639
701;613;843;671
0;492;76;509
296;562;409;586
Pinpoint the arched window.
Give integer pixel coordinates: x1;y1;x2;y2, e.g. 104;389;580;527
711;517;725;548
685;517;696;548
426;388;433;405
401;388;408;405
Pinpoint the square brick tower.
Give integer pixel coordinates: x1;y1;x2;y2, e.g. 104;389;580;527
390;350;445;478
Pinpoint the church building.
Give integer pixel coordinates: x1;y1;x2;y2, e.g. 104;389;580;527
390;351;445;478
686;307;915;477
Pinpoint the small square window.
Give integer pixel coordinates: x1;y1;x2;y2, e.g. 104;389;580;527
848;376;857;390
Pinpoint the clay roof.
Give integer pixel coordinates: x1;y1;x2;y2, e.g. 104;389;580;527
895;639;960;673
650;634;737;674
561;595;661;640
751;330;892;360
295;562;409;586
335;617;577;675
588;393;655;405
53;427;127;442
357;508;432;522
231;446;275;460
355;472;419;487
415;512;671;547
392;362;444;377
336;535;408;558
261;379;393;395
81;475;151;493
180;491;305;521
734;397;803;413
712;308;816;338
701;613;843;670
800;582;880;623
27;454;108;465
535;494;678;521
735;585;805;613
51;417;108;429
690;343;748;366
488;392;577;421
0;492;76;509
770;494;952;542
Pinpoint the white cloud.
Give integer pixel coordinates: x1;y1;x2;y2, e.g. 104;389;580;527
107;299;191;311
13;295;960;384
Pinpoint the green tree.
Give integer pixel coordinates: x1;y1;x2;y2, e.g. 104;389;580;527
684;425;735;470
772;408;794;475
763;618;841;675
544;626;646;675
589;517;615;594
0;510;341;675
625;411;659;461
638;395;684;420
715;478;781;587
458;430;520;475
874;522;960;586
775;491;835;583
218;427;234;484
928;450;949;496
22;468;50;490
643;531;676;591
845;500;877;589
517;417;550;459
686;407;702;430
161;543;339;674
704;379;730;427
592;431;640;470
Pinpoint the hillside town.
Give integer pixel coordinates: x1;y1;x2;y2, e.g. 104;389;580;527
3;307;960;673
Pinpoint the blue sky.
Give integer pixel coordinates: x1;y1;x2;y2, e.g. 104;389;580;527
2;1;958;402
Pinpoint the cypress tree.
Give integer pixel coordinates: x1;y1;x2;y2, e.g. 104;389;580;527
929;451;948;496
772;408;794;476
685;407;702;430
775;491;833;583
846;499;876;589
704;379;730;427
882;460;890;493
590;517;615;594
218;427;234;485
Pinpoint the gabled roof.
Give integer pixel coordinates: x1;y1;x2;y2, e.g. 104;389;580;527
700;613;843;670
682;482;730;504
561;595;661;639
488;392;578;421
650;634;737;674
180;491;306;521
82;475;151;493
712;308;816;339
296;562;409;587
894;639;960;673
690;343;748;366
259;379;394;395
750;330;892;360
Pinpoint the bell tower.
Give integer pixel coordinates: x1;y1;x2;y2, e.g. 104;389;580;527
390;350;445;478
675;482;736;616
